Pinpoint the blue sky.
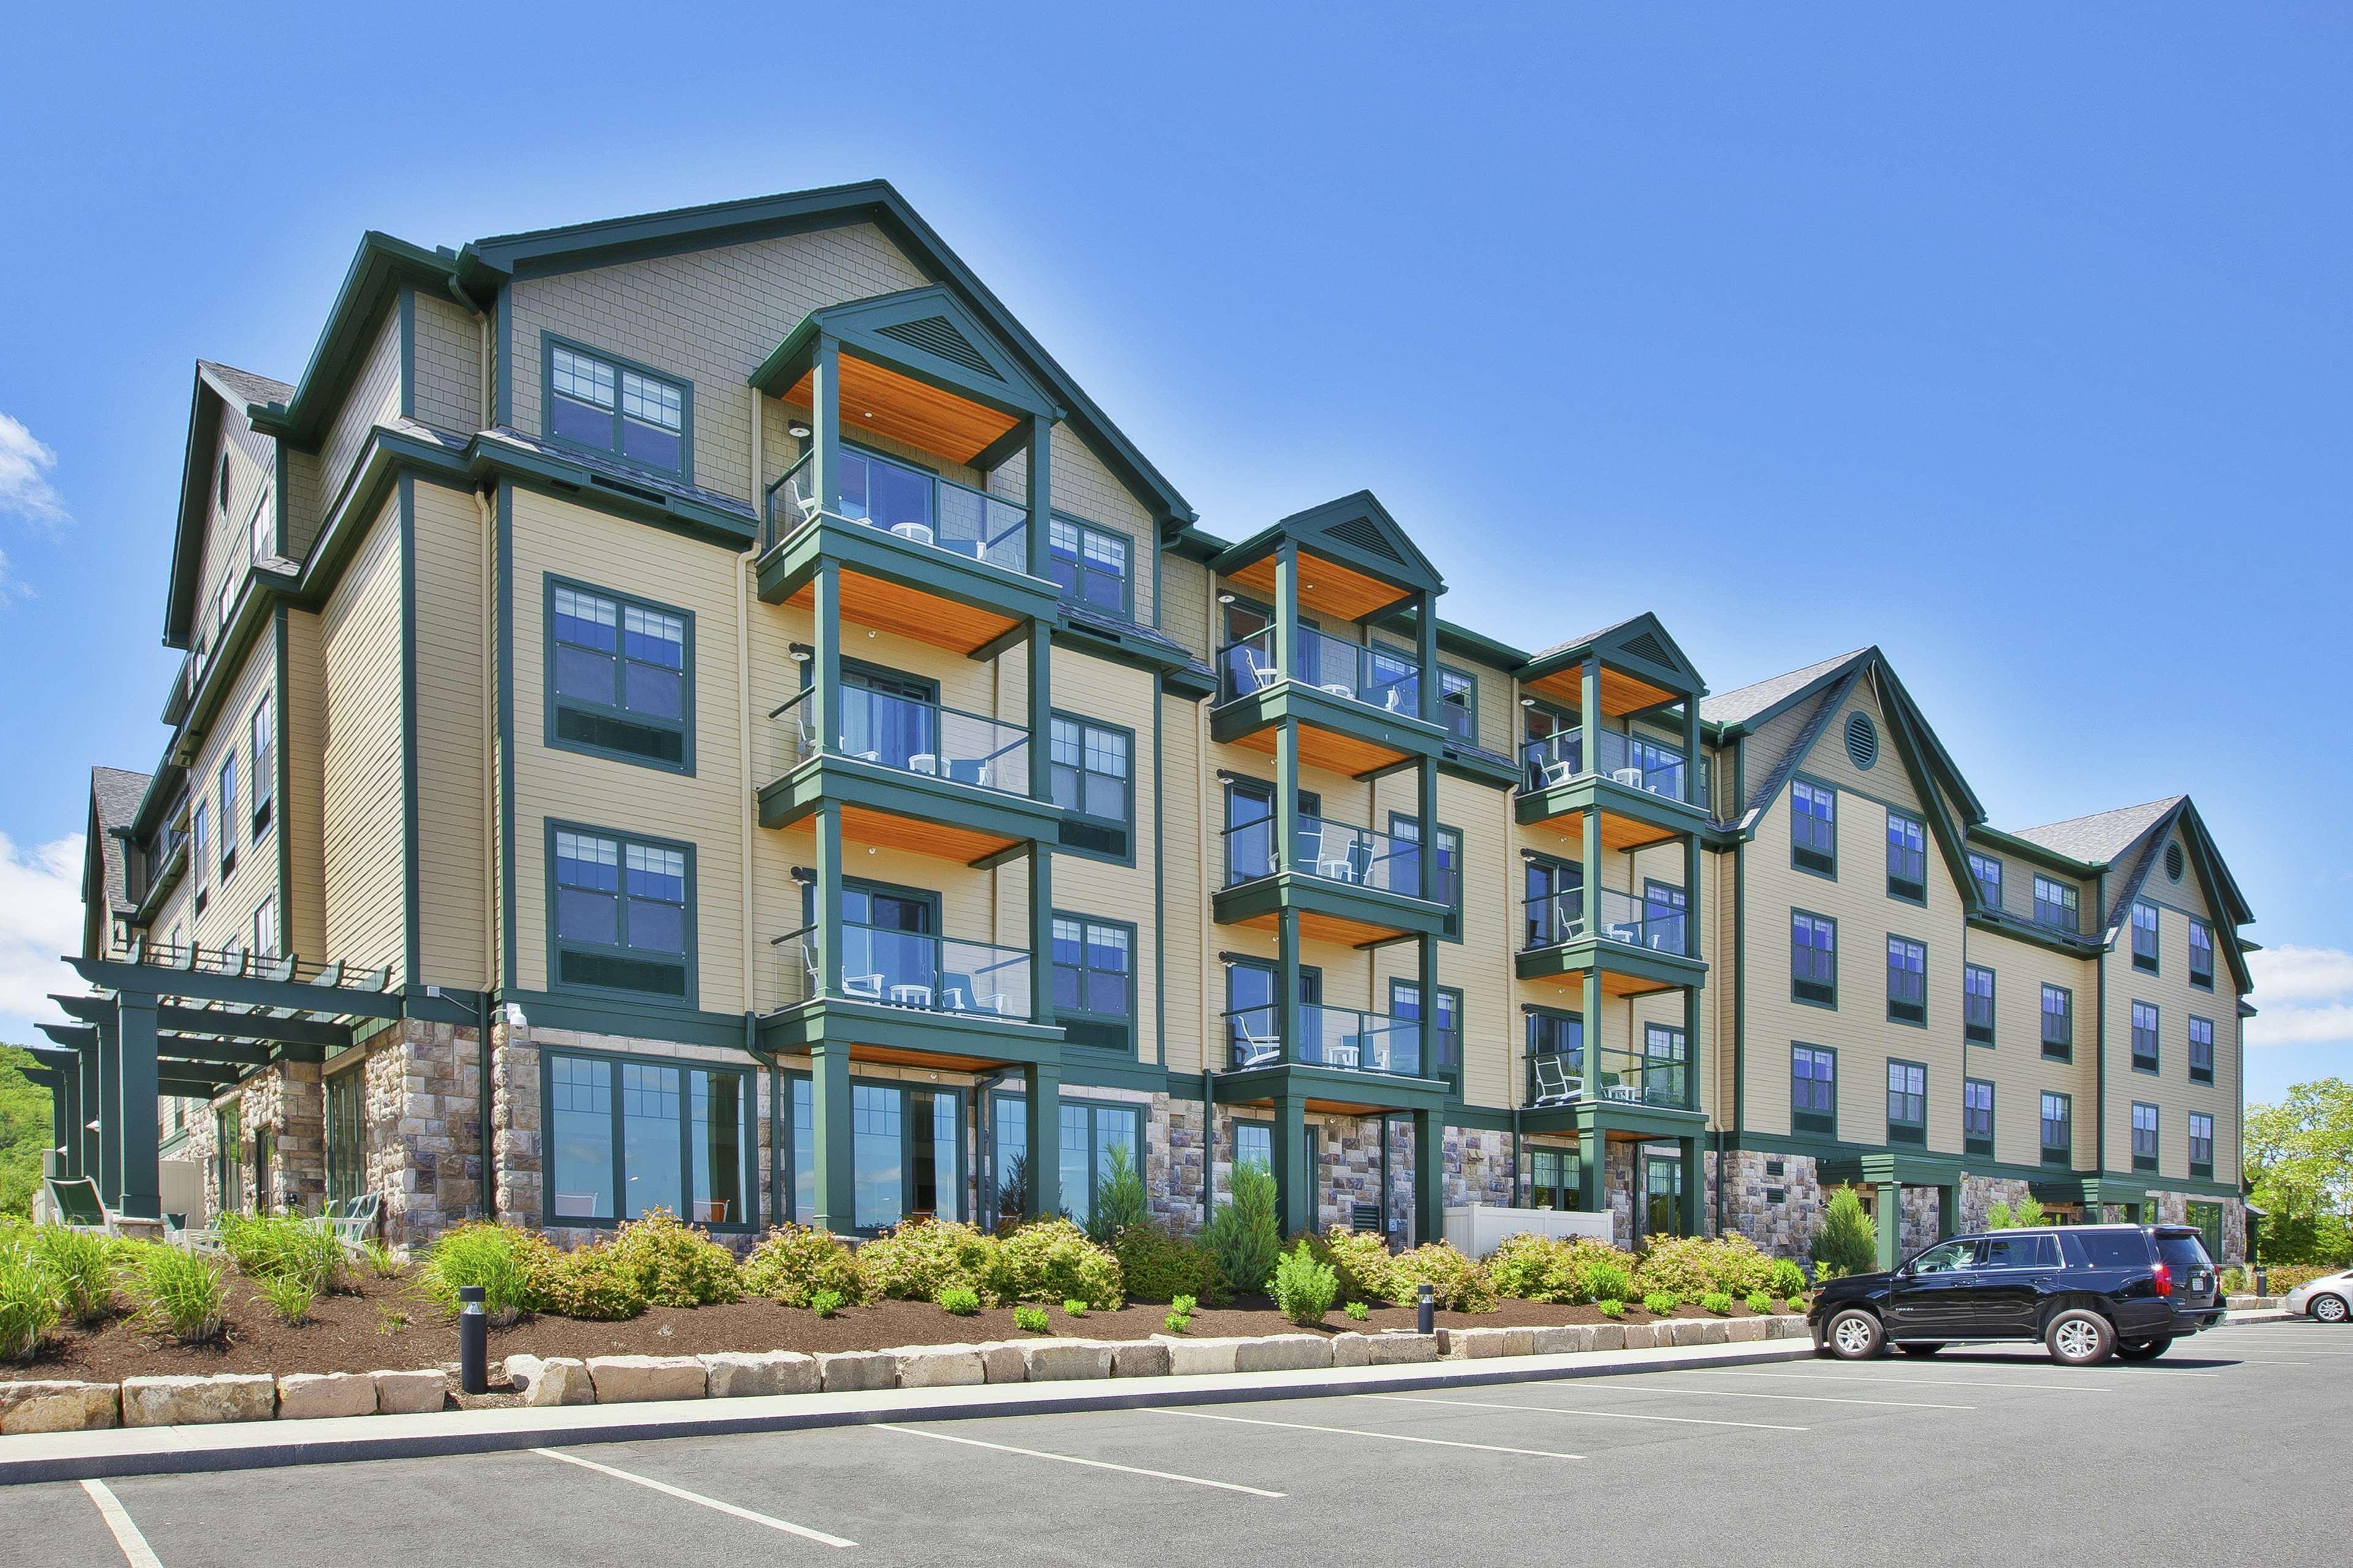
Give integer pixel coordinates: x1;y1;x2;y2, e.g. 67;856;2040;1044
0;4;2344;1102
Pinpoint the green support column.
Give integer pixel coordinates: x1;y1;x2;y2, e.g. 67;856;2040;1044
1275;718;1301;880
1271;1088;1312;1238
1937;1183;1957;1240
117;993;162;1221
1876;1181;1904;1271
1416;755;1442;1083
1024;415;1053;581
807;1037;855;1233
1274;540;1300;684
76;1043;99;1181
1026;619;1052;800
1025;1061;1061;1220
1581;968;1603;1089
96;1015;122;1208
1028;843;1054;1026
811;334;842;517
812;557;842;760
1682;831;1703;963
1412;1106;1445;1246
1679;1135;1703;1238
812;800;843;1001
1277;906;1303;1064
1681;696;1701;809
1579;806;1602;944
1414;589;1439;725
50;1072;77;1181
1579;657;1602;782
1576;1124;1605;1214
1026;618;1055;1026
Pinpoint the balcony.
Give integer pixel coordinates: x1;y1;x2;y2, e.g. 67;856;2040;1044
1212;812;1455;945
1211;624;1442;776
1527;1043;1694;1113
1218;624;1421;714
759;684;1060;863
1222;1003;1424;1079
765;921;1059;1066
1518;887;1705;997
763;449;1029;574
1516;725;1708;846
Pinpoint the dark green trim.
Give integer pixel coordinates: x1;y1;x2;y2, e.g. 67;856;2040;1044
493;283;511;427
398;477;422;987
1790;1041;1838;1139
496;987;747;1050
758;512;1057;622
1511;767;1712;838
536;1041;758;1233
1963;1075;1996;1159
1053;612;1214;697
541;818;699;1007
2040;1088;2074;1168
398;287;417;421
758;752;1063;853
1964;961;1996;1047
1518;1094;1710;1144
498;485;517;990
1788;771;1839;880
1790;905;1838;1010
540;573;698;776
757;996;1063;1068
1207;1060;1453;1116
1049;909;1138;1058
1048;708;1136;867
1208;680;1446;770
539;331;696;483
1208;491;1443;597
1152;675;1167;1069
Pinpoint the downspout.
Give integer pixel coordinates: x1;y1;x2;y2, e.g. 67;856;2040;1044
473;482;497;1224
2094;867;2109;1197
1201;1067;1215;1233
742;398;761;1015
474;988;493;1219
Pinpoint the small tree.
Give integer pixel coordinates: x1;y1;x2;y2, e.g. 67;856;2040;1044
1206;1160;1282;1293
1088;1142;1149;1243
1985;1195;2047;1230
995;1151;1030;1229
1811;1186;1879;1279
1271;1240;1337;1326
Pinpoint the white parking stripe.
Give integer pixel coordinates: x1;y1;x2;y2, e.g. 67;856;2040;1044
532;1448;855;1548
873;1424;1283;1498
1594;1381;1974;1411
80;1480;163;1568
1149;1407;1584;1459
1686;1368;2109;1393
1366;1393;1808;1432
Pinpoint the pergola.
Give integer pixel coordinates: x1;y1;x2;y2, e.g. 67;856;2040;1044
28;941;404;1221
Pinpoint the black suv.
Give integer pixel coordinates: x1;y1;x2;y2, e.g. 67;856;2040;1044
1808;1224;2224;1366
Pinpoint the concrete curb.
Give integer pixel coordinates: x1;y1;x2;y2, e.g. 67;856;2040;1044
0;1338;1817;1485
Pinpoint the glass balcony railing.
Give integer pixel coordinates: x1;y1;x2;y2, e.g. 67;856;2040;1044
771;920;1034;1020
1216;624;1423;714
1523;886;1691;958
1223;1004;1423;1077
1220;814;1458;904
762;448;1030;572
1521;727;1693;804
769;684;1032;795
1527;1043;1692;1110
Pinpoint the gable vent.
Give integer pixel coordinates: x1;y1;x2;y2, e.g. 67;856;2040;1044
2165;841;2184;882
875;315;999;381
1325;514;1407;567
1844;711;1879;771
1620;629;1673;669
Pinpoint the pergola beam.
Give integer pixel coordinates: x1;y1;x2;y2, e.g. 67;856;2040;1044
64;956;403;1020
154;1006;350;1050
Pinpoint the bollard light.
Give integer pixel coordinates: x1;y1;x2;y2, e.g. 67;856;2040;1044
458;1284;488;1395
1416;1279;1435;1336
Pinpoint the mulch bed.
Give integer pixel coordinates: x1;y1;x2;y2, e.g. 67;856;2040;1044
5;1271;1791;1387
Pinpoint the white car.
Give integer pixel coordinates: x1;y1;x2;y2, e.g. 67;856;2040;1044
2284;1268;2353;1323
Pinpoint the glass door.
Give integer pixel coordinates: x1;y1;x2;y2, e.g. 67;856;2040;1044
838;665;938;771
1526;858;1581;948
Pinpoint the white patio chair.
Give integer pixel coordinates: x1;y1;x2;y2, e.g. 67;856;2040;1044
1239;645;1282;692
1235;1023;1280;1067
1529;1054;1582;1108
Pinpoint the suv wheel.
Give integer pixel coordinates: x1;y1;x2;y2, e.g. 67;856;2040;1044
2046;1309;2115;1366
1824;1308;1885;1360
1894;1343;1944;1357
2312;1293;2349;1324
2115;1338;2169;1361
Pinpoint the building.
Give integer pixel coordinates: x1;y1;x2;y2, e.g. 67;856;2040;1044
37;182;2254;1266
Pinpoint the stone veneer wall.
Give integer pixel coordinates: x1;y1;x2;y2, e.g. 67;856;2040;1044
1960;1175;2036;1233
228;1061;325;1217
1445;1127;1514;1214
490;1020;541;1235
1716;1151;1827;1257
362;1020;483;1246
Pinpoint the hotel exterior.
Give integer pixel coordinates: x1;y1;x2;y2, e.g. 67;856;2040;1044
45;182;2256;1268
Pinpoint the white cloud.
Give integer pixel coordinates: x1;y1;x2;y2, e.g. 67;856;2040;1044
0;412;70;528
0;831;83;1039
2245;944;2353;1048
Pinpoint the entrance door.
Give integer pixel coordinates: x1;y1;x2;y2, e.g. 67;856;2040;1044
1640;1151;1682;1241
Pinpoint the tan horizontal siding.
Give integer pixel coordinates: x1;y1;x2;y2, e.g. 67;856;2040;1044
411;481;488;989
318;496;406;982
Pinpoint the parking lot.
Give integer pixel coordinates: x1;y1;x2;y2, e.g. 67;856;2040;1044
14;1319;2341;1567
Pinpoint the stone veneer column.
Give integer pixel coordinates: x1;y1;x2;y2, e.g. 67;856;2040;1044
490;1021;542;1233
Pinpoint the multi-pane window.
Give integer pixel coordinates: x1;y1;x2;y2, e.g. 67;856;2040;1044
1885;811;1926;902
1886;936;1926;1025
1390;816;1464;937
1963;1078;1994;1156
547;1051;749;1229
1438;668;1476;740
1050;715;1131;859
191;800;210;904
547;342;688;474
1790;780;1836;875
550;581;691;770
252;895;278;959
2188;1112;2214;1177
2188;919;2214;989
2040;983;2073;1059
2132;901;2159;972
1047;517;1130;615
1643;879;1688;955
1057;1100;1142;1236
1391;980;1463;1090
1968;850;2004;910
216;754;238;875
2033;875;2079;933
248;692;275;838
1792;1045;1836;1135
1791;911;1836;1006
246;485;272;567
2188;1015;2215;1083
1887;1060;1926;1142
2131;1001;2159;1072
2040;1091;2072;1164
324;1070;363;1207
1051;915;1133;1051
551;828;692;998
1964;963;1995;1044
2132;1102;2159;1170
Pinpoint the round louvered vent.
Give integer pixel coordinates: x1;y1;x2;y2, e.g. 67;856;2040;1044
1844;712;1879;771
2165;842;2184;882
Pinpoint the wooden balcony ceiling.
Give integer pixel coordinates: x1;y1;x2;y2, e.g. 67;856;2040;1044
1221;904;1410;949
847;1043;1011;1073
1521;662;1678;718
1523;807;1684;854
1228;718;1408;778
839;802;1021;866
783;353;1018;466
785;572;1019;657
1525;963;1682;999
1224;550;1412;623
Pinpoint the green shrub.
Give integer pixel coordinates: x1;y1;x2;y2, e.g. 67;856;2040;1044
1641;1290;1681;1315
1271;1241;1337;1326
990;1219;1122;1310
1583;1262;1633;1305
1597;1298;1625;1317
533;1242;649;1321
1086;1143;1149;1245
216;1212;345;1293
1489;1233;1638;1306
1768;1258;1808;1299
1745;1290;1773;1314
1171;1294;1198;1316
2217;1265;2248;1295
1062;1297;1090;1316
861;1218;1001;1303
1012;1305;1049;1333
262;1272;317;1324
1633;1234;1775;1298
1986;1197;2048;1230
2266;1264;2338;1295
1312;1227;1396;1305
419;1222;553;1320
937;1286;980;1316
1701;1291;1733;1316
607;1210;743;1307
1163;1309;1191;1333
1204;1161;1281;1294
1112;1221;1225;1304
810;1289;846;1319
1811;1187;1879;1278
1344;1300;1369;1321
1386;1242;1497;1312
0;1238;61;1359
742;1224;872;1308
360;1240;400;1279
29;1226;113;1324
126;1244;227;1343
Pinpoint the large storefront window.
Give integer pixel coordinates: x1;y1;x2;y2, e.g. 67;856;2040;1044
545;1051;750;1229
1059;1100;1141;1233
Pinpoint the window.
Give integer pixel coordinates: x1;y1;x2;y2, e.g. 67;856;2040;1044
1052;915;1134;1052
1391;980;1463;1092
1049;714;1132;861
548;580;693;771
1792;1045;1837;1135
2132;901;2159;972
2040;983;2073;1060
1790;779;1836;876
1389;815;1463;937
1529;1145;1576;1210
1983;1232;2060;1271
2188;1112;2214;1179
2188;919;2214;989
1968;850;2004;910
2186;1199;2222;1259
853;1083;960;1232
2033;874;2078;933
1887;1060;1926;1143
1963;963;1995;1044
1886;936;1926;1025
215;1101;242;1215
216;754;238;876
545;339;688;474
549;826;693;999
216;452;230;512
1885;810;1926;902
246;485;272;566
191;799;210;906
1047;516;1130;616
252;895;278;958
1526;1009;1583;1097
248;692;275;838
1963;1078;1994;1157
547;1051;751;1229
1438;667;1476;741
2188;1016;2215;1084
1643;879;1689;956
2131;1001;2159;1073
1791;911;1836;1007
2040;1091;2072;1165
1059;1100;1142;1236
1642;1023;1690;1107
2131;1102;2159;1170
324;1070;363;1207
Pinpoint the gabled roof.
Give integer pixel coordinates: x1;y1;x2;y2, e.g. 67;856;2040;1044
164;361;285;648
2077;797;2257;988
1519;611;1706;699
1209;490;1445;600
82;765;151;958
750;285;1063;426
197;360;293;411
2012;797;2183;865
1700;648;1869;732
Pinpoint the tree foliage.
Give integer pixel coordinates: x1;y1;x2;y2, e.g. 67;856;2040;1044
2246;1078;2353;1264
1811;1185;1879;1278
0;1046;55;1221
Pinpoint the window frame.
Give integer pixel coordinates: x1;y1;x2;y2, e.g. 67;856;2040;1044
2040;982;2074;1061
1963;962;1996;1045
544;575;697;776
541;1045;756;1233
2040;1090;2073;1167
248;690;276;841
2188;1015;2215;1085
191;797;211;909
1886;1058;1928;1144
216;753;238;877
252;895;278;959
2131;1100;2160;1172
2188;918;2214;990
1641;877;1689;958
1790;908;1838;1009
1791;1043;1838;1137
2187;1111;2214;1179
2131;901;2160;974
1885;934;1928;1026
1046;512;1135;621
1048;710;1136;865
544;820;698;1004
1790;775;1838;878
2032;874;2080;933
1051;911;1137;1055
1389;977;1464;1096
1885;808;1928;904
1967;850;2004;911
1963;1076;1995;1157
2131;999;2159;1075
1386;812;1464;941
1437;664;1477;742
539;333;694;479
